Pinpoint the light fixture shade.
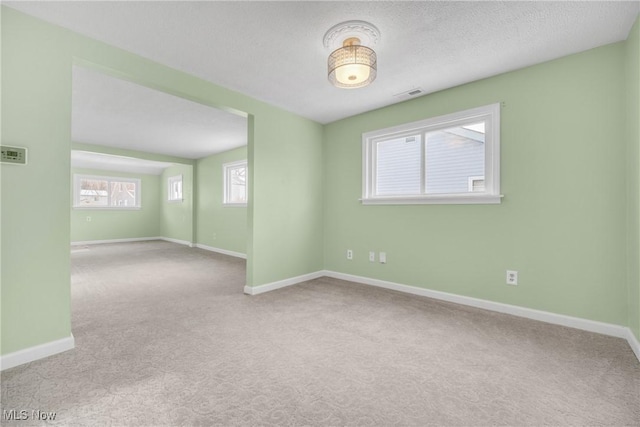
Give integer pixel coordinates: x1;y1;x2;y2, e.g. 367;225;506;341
328;44;377;89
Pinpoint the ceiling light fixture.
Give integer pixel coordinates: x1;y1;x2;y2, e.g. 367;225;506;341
323;20;380;89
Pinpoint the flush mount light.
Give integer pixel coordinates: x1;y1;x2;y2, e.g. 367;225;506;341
323;20;380;89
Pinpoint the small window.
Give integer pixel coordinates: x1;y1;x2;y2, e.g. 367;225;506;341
73;174;141;209
168;175;183;202
362;103;501;204
223;160;248;206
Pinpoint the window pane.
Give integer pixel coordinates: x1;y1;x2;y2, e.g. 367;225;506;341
110;181;136;207
168;176;182;200
425;122;485;194
375;135;422;196
79;179;108;206
174;181;182;199
229;166;246;203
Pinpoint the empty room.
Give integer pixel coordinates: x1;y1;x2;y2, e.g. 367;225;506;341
1;1;639;426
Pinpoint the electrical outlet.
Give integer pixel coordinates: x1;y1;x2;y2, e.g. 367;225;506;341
212;233;217;240
506;270;518;285
379;252;387;264
369;251;375;262
346;249;353;260
86;216;91;222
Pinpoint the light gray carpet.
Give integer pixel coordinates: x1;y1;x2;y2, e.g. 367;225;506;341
1;241;639;426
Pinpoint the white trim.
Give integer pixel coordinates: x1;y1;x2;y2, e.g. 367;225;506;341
468;176;485;192
627;328;640;362
71;237;161;246
362;103;501;204
71;237;194;247
244;271;324;295
73;173;141;209
160;237;194;247
1;334;75;371
195;243;247;259
361;194;503;205
322;270;639;362
223;159;248;206
167;174;183;202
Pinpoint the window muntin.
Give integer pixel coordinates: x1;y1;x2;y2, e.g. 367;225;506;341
223;160;248;206
168;175;183;202
73;174;141;209
363;103;501;204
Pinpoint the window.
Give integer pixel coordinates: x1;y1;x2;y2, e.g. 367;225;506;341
362;103;501;204
73;174;141;209
223;160;248;206
168;175;183;202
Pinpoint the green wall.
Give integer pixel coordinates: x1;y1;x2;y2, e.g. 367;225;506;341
626;17;640;342
2;8;73;354
1;7;324;355
196;146;248;254
2;5;637;359
161;164;194;244
70;168;161;242
323;42;629;326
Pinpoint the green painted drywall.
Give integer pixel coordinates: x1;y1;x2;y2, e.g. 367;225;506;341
1;7;323;355
70;168;161;242
1;8;73;353
161;164;194;243
323;43;628;326
626;16;640;341
196;147;248;254
251;112;324;283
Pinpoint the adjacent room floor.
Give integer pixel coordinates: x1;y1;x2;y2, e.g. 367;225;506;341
2;241;639;426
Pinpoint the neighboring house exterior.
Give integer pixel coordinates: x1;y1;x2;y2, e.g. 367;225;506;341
376;125;485;196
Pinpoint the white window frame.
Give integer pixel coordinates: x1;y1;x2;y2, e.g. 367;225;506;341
223;159;248;207
167;174;183;202
362;103;502;205
73;174;141;210
468;176;485;192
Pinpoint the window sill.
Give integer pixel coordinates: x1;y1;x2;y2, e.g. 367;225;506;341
223;203;247;208
73;206;141;210
167;199;183;203
361;194;503;205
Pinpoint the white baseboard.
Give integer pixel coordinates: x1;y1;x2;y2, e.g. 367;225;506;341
71;237;196;248
627;328;640;362
159;237;193;247
322;270;639;362
1;334;75;371
195;243;246;259
244;271;324;295
71;237;160;246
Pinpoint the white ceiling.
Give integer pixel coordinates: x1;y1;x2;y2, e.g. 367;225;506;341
71;150;174;175
7;2;639;125
73;66;248;159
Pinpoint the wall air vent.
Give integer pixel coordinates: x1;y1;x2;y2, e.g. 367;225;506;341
393;88;425;100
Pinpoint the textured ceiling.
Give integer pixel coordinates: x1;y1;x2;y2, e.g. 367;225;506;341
73;66;248;159
8;1;640;124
